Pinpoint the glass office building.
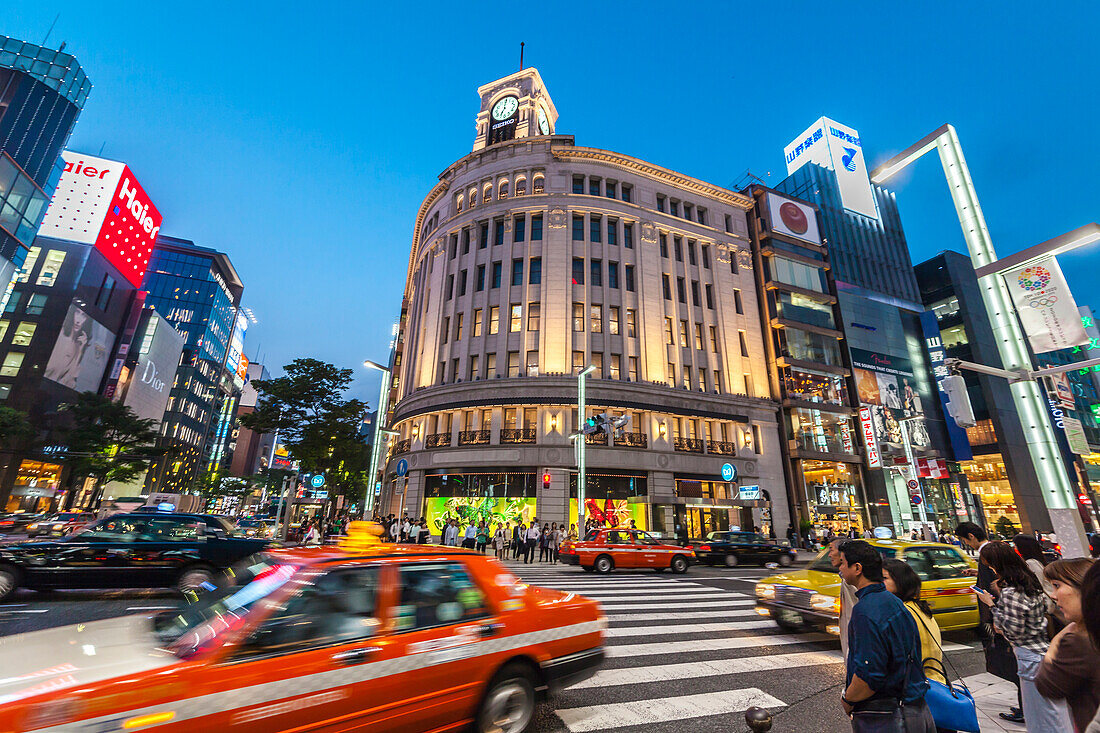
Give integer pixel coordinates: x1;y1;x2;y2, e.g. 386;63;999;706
142;235;244;492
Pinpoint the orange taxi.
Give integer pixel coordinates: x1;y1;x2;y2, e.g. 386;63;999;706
558;527;695;574
0;523;606;733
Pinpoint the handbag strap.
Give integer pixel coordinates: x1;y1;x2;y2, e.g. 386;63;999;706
910;605;970;690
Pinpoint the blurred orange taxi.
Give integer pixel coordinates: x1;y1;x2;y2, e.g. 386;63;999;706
558;527;695;574
0;522;606;733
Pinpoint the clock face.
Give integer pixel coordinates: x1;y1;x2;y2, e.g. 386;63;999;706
491;96;519;121
538;108;550;135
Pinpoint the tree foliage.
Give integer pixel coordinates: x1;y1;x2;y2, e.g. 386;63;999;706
59;392;163;494
0;406;33;447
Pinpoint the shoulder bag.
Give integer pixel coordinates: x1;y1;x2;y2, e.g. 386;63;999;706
913;610;980;732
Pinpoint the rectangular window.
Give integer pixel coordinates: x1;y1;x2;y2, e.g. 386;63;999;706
440;317;450;344
679;320;688;347
657;195;666;212
710;325;719;352
511;259;523;286
660;233;668;258
590;260;602;287
572;215;584;241
473;309;483;337
573;302;585;331
608;261;619;289
480;221;489;249
572;257;585;285
590;215;602;243
492;262;502;288
691;281;700;307
526;351;539;377
458;269;467;296
445;274;454;300
753;425;762;454
591;352;603;376
523;407;536;428
11;322;35;347
573;351;586;373
730;255;739;275
462;228;470;253
494;218;505;245
688;241;697;266
698;368;707;392
714;370;722;392
626;309;637;338
572;175;585;194
628;357;639;382
14;247;39;284
469;354;480;380
527;302;540;331
607;219;617;245
0;321;8;342
476;265;485;291
508;352;520;377
701;245;711;269
609;306;620;335
739;330;750;357
694;323;704;350
514;216;526;242
674;237;683;262
621;184;632;203
745;373;755;398
487;353;497;377
705;283;714;309
734;289;743;314
509;304;522;332
682;366;690;389
625;265;635;292
4;352;28;376
605;181;616;199
667;362;676;386
665;317;674;345
589;178;601;196
677;277;686;303
451;358;459;382
609;354;621;380
531;214;543;240
529;257;541;284
698;208;707;225
590;304;603;333
455;313;464;340
95;274;116;310
671;200;680;217
624;223;634;249
770;256;825;292
489;306;500;334
662;274;672;300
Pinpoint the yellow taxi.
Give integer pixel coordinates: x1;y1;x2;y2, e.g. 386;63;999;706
754;539;979;635
0;522;606;733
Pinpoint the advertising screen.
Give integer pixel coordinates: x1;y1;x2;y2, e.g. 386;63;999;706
122;311;184;423
784;117;878;219
43;305;115;392
424;497;537;536
37;151;162;287
765;193;821;245
569;498;648;530
851;348;931;451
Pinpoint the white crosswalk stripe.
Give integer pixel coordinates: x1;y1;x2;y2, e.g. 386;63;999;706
505;563;840;731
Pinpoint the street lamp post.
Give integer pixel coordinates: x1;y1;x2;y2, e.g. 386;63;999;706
872;124;1090;558
575;365;596;535
362;359;391;518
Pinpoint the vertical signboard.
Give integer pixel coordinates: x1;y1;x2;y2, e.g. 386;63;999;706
1003;257;1089;353
919;311;973;461
859;406;882;468
784;117;878;219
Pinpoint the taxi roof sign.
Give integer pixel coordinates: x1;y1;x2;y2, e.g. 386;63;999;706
338;521;385;551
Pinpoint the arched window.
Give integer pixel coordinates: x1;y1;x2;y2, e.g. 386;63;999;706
469;187;478;207
515;177;527;196
532;175;545;194
498;180;510;200
455;193;464;213
483;184;493;204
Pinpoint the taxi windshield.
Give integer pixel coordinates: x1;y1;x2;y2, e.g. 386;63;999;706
154;556;299;657
808;545;894;573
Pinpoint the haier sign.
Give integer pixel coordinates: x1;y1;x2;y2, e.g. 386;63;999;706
784;117;878;219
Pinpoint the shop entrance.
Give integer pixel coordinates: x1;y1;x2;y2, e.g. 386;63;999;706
686;506;730;538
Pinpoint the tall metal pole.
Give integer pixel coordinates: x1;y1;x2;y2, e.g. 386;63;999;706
899;419;929;528
576;365;596;534
362;361;392;518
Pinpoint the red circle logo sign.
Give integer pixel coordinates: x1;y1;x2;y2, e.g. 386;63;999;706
779;202;808;235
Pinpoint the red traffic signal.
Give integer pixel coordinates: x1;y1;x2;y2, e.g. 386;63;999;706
543;472;551;488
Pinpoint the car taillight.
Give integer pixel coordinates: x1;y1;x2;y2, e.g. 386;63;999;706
700;545;711;552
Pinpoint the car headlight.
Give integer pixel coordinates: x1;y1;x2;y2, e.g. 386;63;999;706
27;523;38;530
810;593;840;614
756;583;776;599
53;524;64;530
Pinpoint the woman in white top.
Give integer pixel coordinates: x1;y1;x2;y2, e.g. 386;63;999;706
303;522;321;545
493;523;507;559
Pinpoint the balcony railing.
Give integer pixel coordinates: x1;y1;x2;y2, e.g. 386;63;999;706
500;428;536;444
616;432;648;448
674;437;704;453
706;440;736;455
425;432;451;448
393;439;411;454
585;432;608;445
459;430;491;445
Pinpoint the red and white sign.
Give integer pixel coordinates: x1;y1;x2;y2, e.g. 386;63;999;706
766;192;821;245
38;151;162;287
916;458;949;479
859;406;881;468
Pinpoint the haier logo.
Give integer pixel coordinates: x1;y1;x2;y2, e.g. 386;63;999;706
842;147;858;172
118;178;160;237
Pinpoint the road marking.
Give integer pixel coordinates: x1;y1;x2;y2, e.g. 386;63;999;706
606;619;774;636
0;609;49;614
606;631;834;657
556;587;727;596
599;599;754;611
605;610;763;622
126;606;178;611
538;581;704;589
574;650;842;688
556;688;786;731
0;604;27;608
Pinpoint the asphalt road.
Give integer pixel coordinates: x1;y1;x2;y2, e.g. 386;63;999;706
0;556;988;733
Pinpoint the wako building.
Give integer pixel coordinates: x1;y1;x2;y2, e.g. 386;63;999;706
380;69;785;539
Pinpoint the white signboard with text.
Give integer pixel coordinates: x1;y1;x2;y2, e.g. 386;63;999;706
784;117;878;219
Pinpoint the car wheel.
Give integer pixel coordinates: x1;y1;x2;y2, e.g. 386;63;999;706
774;609;805;632
670;555;688;574
0;565;18;601
476;662;536;733
594;555;614;574
176;566;215;595
723;554;739;568
777;553;794;567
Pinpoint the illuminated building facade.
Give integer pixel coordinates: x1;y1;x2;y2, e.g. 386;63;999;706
380;68;786;539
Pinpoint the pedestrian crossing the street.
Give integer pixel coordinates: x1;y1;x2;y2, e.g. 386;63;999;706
503;561;845;732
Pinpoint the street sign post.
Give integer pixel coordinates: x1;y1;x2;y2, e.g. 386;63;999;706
721;463;737;482
310;474;326;489
396;458;408;477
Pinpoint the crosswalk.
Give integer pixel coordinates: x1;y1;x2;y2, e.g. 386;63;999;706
505;562;844;732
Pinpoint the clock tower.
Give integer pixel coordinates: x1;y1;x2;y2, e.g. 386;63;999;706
472;67;559;151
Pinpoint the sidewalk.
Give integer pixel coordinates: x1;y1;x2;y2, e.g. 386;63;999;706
960;673;1026;732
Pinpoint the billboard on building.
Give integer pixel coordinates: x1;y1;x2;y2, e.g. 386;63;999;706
226;311;248;380
37;151;162;287
765;193;821;245
851;348;932;451
122;311;184;424
784;117;878;219
43;305;115;392
1003;257;1089;353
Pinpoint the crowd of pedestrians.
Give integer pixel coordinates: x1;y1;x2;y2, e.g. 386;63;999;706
366;513;574;564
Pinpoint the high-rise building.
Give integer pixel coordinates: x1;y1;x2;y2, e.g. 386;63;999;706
775;118;973;536
0;36;91;289
378;68;786;539
142;235;243;493
229;360;273;478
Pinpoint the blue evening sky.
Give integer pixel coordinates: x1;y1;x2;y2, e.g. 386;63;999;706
4;2;1098;403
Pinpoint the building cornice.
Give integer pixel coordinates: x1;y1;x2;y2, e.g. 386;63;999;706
551;146;755;211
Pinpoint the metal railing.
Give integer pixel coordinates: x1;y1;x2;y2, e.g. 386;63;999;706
674;437;704;453
393;439;411;454
616;432;648;448
585;432;608;445
500;428;536;444
459;430;491;445
706;440;736;455
424;432;451;448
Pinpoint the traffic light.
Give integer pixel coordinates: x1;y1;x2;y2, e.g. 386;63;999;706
543;472;551;490
941;374;976;428
583;415;602;435
608;413;631;438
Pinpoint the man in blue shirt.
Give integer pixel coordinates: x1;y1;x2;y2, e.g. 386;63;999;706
838;540;935;732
